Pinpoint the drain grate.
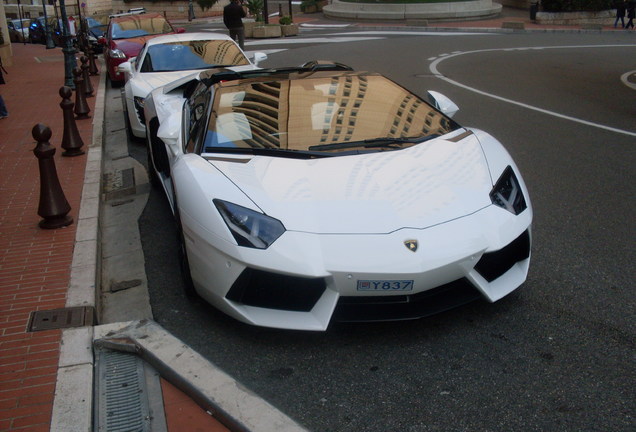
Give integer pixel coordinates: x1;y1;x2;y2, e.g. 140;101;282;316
27;306;95;332
95;349;151;432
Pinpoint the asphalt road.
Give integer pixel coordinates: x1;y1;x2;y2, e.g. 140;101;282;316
118;28;636;431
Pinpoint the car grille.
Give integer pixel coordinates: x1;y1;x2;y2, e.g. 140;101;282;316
333;278;481;322
474;230;531;282
226;269;326;312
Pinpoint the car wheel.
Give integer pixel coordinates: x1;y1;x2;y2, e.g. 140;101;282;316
108;71;123;88
174;204;198;298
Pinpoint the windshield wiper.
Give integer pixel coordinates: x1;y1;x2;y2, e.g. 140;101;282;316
204;146;332;159
308;135;437;151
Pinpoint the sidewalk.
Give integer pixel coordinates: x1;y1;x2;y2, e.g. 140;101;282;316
0;43;91;431
0;43;226;431
0;9;629;432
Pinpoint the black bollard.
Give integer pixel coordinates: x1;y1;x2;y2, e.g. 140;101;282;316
87;45;99;76
59;86;85;157
73;67;91;119
80;56;94;97
32;124;73;229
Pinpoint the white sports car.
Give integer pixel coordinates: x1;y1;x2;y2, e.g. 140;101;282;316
144;62;533;331
119;32;267;138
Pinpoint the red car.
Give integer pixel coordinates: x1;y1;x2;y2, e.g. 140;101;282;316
100;12;184;85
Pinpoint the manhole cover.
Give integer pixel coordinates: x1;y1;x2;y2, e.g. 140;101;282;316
27;306;95;332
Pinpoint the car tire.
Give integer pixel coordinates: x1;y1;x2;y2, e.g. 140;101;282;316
174;202;198;298
108;71;123;88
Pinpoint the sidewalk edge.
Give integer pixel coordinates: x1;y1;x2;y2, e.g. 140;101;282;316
94;320;310;432
49;66;106;432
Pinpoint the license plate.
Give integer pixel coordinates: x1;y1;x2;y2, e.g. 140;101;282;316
357;280;414;291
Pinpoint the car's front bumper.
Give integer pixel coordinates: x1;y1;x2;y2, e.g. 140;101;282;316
183;202;532;331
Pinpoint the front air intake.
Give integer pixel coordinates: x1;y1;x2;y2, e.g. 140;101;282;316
226;269;326;312
474;230;531;282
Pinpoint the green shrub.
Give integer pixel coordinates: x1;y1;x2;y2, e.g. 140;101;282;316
197;0;218;11
246;0;264;21
301;0;318;11
540;0;613;12
279;15;293;25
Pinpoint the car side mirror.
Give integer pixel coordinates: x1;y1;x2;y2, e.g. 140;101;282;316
427;91;459;118
118;61;132;74
252;52;268;66
98;36;106;45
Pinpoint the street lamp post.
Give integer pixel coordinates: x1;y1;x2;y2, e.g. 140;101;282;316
17;0;27;45
43;1;56;49
58;0;77;88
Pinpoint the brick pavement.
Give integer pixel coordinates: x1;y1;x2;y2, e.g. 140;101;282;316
0;42;228;432
0;43;94;432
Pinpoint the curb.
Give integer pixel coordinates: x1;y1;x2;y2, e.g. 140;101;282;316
50;62;106;432
94;320;309;432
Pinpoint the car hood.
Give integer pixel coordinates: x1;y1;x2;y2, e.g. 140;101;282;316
209;132;494;234
113;36;158;57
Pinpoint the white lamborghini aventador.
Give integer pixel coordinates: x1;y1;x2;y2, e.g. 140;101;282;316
143;62;533;331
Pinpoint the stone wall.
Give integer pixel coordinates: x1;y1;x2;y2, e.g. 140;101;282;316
4;4;56;19
109;0;226;19
0;2;12;67
323;0;503;21
535;9;615;25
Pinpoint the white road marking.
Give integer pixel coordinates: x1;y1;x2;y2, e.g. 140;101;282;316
620;70;636;91
330;31;497;37
246;36;385;46
300;23;351;28
429;45;636;137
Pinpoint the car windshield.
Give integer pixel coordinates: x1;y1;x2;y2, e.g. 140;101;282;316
12;20;28;29
111;15;172;39
141;40;249;73
203;73;459;154
86;17;107;33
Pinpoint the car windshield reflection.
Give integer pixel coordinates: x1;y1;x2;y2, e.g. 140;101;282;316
203;73;459;154
141;40;249;73
111;16;172;39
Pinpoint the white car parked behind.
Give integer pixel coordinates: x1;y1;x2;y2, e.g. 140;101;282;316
119;32;267;139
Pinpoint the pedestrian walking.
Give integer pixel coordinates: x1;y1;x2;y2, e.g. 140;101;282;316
224;0;247;50
0;57;8;120
627;0;636;29
614;0;626;27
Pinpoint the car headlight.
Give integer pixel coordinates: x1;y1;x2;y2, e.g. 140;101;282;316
214;199;286;249
490;166;527;215
109;48;127;59
134;96;145;108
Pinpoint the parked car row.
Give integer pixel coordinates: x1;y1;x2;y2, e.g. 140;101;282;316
7;18;31;43
6;14;107;50
109;12;533;331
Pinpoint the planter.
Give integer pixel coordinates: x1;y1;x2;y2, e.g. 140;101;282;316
244;21;258;38
253;25;282;38
281;24;299;36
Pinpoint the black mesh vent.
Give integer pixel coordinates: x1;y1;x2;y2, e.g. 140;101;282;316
226;269;326;312
333;278;481;322
475;230;531;282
